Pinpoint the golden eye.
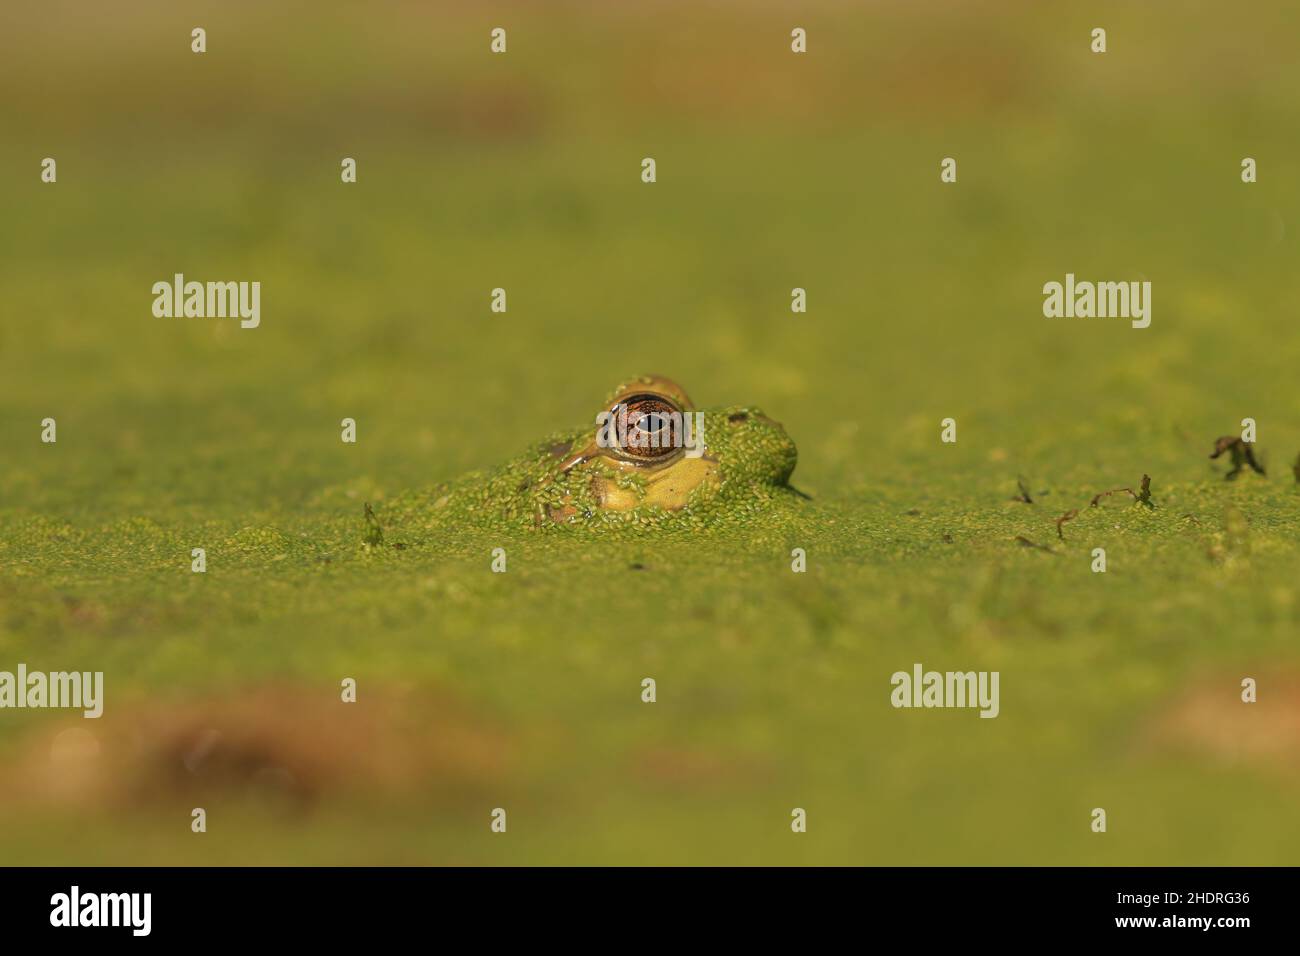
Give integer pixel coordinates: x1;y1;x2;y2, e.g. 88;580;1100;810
604;392;685;465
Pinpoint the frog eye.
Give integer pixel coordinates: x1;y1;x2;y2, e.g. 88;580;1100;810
604;392;685;465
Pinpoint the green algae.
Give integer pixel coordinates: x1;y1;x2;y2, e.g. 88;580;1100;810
3;0;1300;867
372;402;802;547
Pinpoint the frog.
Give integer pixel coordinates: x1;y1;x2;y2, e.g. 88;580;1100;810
372;374;800;541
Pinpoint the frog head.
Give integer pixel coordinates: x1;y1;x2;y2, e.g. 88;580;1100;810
387;375;800;536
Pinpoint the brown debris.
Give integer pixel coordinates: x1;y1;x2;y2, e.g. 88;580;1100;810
1209;436;1265;479
1014;535;1057;554
0;686;515;815
1142;675;1300;775
1089;473;1154;509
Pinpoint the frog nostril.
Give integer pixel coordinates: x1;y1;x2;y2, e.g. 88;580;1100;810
727;412;749;425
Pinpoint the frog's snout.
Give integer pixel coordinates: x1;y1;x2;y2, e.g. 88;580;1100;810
718;405;798;486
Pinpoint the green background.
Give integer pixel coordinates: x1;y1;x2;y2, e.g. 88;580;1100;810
1;0;1298;864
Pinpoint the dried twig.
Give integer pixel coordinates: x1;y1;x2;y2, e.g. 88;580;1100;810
363;503;384;547
1015;535;1057;554
1136;473;1153;508
1089;474;1154;510
1089;486;1135;507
